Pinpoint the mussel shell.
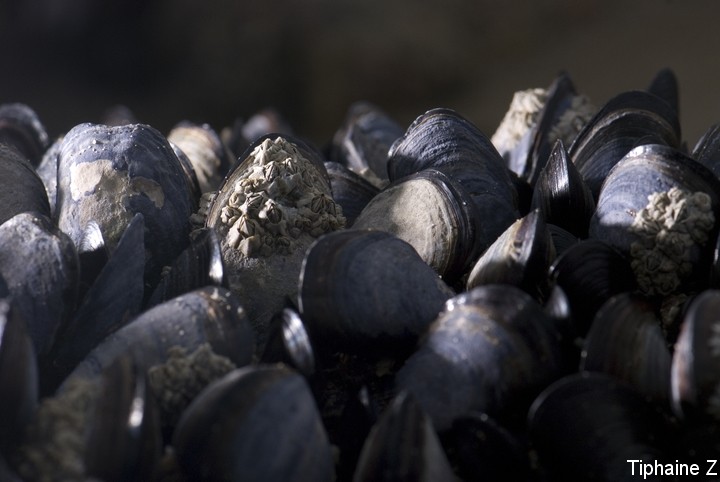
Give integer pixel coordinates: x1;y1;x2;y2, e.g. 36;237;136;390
671;289;720;422
692;122;720;180
646;67;679;116
84;355;161;482
352;391;456;482
569;90;681;199
173;364;335;482
324;161;380;226
0;103;49;167
581;293;672;404
298;229;454;355
395;285;563;431
61;287;255;386
0;211;78;358
465;209;555;300
353;169;480;284
530;139;595;237
260;306;316;378
55;123;195;291
35;136;62;217
528;372;671;481
388;108;519;251
0;144;51;226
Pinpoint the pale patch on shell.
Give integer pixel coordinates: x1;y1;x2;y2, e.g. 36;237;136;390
549;94;595;147
219;137;345;257
491;88;547;155
630;187;715;296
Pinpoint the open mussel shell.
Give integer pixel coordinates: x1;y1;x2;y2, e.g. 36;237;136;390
328;101;404;186
465;209;555;300
173;364;335;482
352;391;456;482
0;211;78;358
61;286;254;387
528;372;671;482
589;143;720;296
146;227;226;308
0;103;49;167
549;239;637;336
671;289;720;422
395;285;563;431
353;169;480;284
168;121;234;193
569;90;681;199
581;293;672;404
299;229;454;356
202;133;344;351
530;139;595;237
388;108;519;252
55;122;195;292
44;214;145;392
324;161;380;226
0;300;38;458
0;144;51;226
84;354;161;482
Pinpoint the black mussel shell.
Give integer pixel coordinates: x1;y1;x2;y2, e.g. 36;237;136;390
646;68;679;116
529;372;672;482
84;355;161;482
298;229;454;356
353;169;481;284
581;293;672;404
352;391;456;482
388;108;519;252
324;161;380;227
169;142;202;208
240;108;294;146
35;136;62;217
531;139;595;237
692;122;720;180
260;306;316;378
569;90;681;199
173;364;335;482
0;103;49;167
0;144;51;226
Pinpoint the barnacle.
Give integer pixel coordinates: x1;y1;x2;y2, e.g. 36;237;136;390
629;187;715;296
218;137;345;257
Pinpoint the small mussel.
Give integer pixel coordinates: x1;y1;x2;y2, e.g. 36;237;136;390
298;229;454;355
324;161;380;227
173;364;335;482
395;284;563;431
352;391;457;482
54;122;196;292
353;169;481;284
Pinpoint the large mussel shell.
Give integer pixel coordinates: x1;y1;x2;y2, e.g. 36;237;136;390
388;108;519;252
671;289;720;422
465;209;555;300
324;161;380;227
353;169;480;284
298;229;454;356
589;143;720;295
395;285;563;431
352;391;456;482
84;355;161;482
530;139;595;237
0;103;49;167
581;293;672;404
0;144;51;226
646;67;679;117
329;101;404;185
549;239;637;337
61;286;254;386
528;373;671;481
0;212;78;358
167;121;234;193
173;364;335;482
0;300;38;458
569;90;681;199
55;123;195;293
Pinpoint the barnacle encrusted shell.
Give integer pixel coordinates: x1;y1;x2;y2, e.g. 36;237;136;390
203;135;345;351
629;187;715;296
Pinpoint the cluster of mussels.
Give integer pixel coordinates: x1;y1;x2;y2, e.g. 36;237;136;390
1;68;720;482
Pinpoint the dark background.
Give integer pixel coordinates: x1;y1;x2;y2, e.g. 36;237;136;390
1;0;720;150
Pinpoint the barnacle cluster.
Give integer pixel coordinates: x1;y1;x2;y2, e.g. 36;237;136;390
147;343;237;430
219;137;345;257
629;187;715;296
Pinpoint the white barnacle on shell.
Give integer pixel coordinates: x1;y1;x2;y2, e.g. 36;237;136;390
629;187;715;296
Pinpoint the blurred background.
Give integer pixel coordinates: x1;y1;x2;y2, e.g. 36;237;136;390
1;0;719;149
